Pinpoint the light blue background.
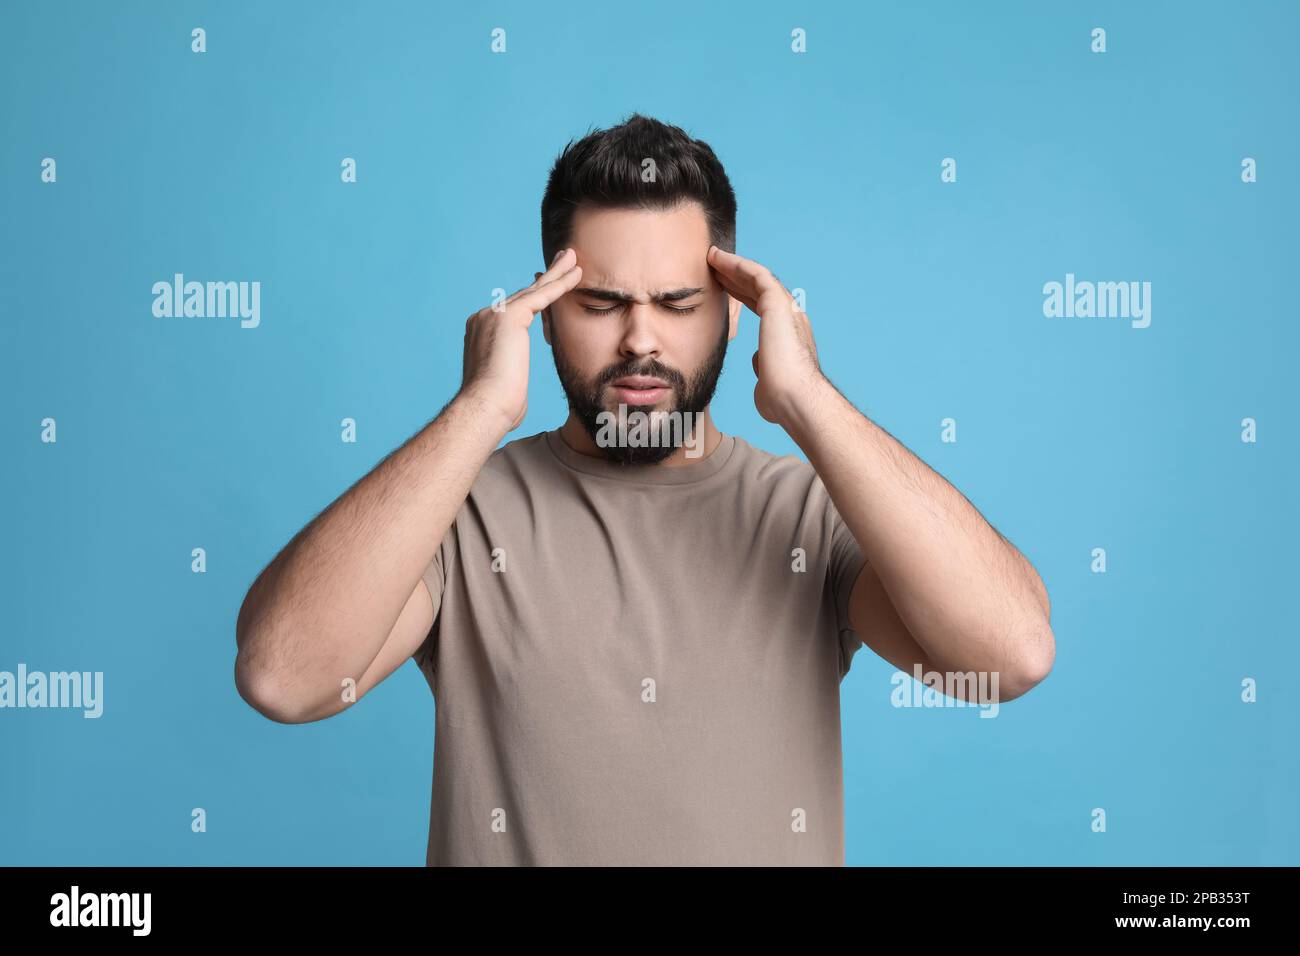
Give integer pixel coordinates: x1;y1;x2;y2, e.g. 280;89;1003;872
2;1;1295;865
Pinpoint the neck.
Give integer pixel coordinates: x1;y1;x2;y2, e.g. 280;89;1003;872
558;407;723;466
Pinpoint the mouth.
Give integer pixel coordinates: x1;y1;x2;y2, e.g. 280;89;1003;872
608;375;672;405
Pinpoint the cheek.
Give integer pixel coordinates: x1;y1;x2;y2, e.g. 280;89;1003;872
553;313;615;371
677;311;727;360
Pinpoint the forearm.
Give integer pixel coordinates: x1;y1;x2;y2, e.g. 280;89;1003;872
234;391;508;711
783;380;1053;688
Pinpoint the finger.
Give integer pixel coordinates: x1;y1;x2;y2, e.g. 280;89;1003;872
709;263;760;313
707;245;782;301
506;248;574;305
716;276;759;314
514;262;583;315
714;253;801;316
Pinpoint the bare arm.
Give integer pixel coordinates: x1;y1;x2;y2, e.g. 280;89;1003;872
234;249;584;723
791;386;1053;701
234;394;502;723
707;245;1054;702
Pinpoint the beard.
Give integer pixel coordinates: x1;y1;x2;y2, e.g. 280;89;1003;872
551;311;730;465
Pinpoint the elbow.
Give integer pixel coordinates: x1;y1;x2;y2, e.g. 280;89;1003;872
1032;571;1052;625
234;649;315;725
1002;621;1055;701
1026;624;1056;688
234;595;319;724
1007;570;1054;699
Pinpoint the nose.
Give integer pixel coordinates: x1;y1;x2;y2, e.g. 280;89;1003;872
617;301;662;364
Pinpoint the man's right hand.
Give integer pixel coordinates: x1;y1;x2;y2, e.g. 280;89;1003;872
458;247;582;433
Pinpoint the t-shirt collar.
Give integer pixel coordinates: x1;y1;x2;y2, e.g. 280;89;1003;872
543;426;738;486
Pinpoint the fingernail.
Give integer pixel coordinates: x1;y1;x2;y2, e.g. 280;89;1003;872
552;248;567;265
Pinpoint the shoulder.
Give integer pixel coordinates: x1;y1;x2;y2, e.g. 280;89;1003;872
474;431;552;481
729;435;837;514
731;434;822;488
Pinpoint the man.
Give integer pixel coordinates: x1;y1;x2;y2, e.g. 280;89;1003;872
234;114;1054;866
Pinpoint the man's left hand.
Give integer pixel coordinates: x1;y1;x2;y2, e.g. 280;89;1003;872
707;245;827;426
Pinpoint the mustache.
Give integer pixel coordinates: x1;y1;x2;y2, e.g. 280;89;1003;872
593;359;687;393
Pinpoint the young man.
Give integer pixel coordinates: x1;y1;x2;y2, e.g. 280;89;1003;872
234;114;1055;866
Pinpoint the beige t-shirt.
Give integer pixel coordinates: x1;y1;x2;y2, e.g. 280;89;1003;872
414;427;867;865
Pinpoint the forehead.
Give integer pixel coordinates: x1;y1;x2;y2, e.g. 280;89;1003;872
569;201;712;291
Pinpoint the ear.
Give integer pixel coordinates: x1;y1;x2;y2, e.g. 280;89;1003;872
726;293;741;341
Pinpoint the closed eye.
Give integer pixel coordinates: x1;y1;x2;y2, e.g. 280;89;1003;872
581;304;699;315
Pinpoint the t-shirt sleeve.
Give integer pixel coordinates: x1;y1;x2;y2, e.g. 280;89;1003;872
826;495;869;680
414;531;450;673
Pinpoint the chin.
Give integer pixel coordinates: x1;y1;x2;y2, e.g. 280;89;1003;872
600;443;679;466
583;400;695;465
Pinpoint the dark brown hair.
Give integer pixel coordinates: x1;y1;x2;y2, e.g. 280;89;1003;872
540;113;737;265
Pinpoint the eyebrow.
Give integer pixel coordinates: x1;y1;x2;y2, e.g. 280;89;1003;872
573;286;706;305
